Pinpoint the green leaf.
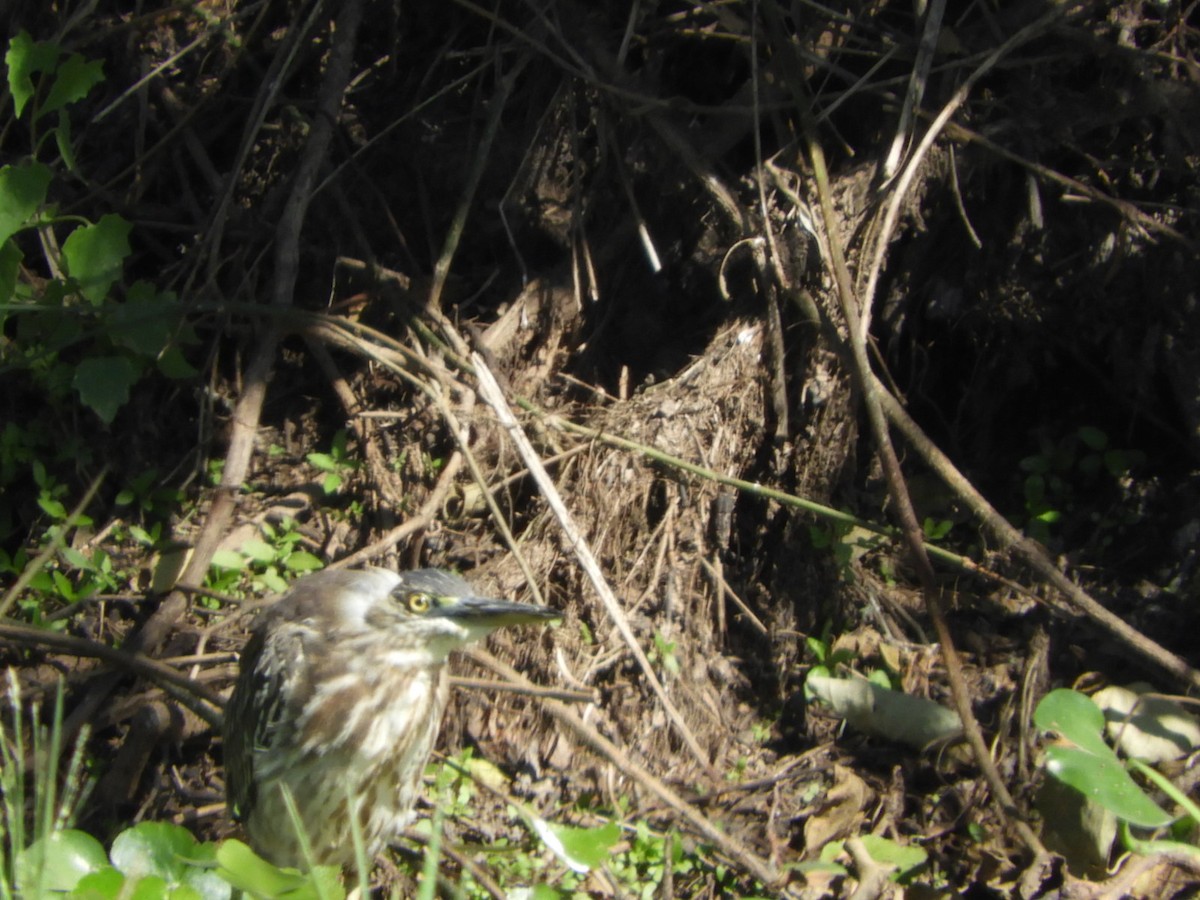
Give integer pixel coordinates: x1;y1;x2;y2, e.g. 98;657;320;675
283;551;325;573
1019;454;1051;475
41;53;104;116
72;866;126;899
257;567;288;594
817;835;927;883
1077;426;1108;452
209;550;245;571
1043;746;1172;828
1035;689;1112;756
1103;449;1131;478
73;355;138;423
38;494;68;519
108;283;178;357
528;817;620;873
1036;689;1173;828
157;343;199;378
306;452;337;472
62;214;132;304
6;31;60;119
866;669;892;689
55;108;80;173
215;840;341;900
239;539;277;564
856;834;927;880
16;829;108;893
921;517;953;541
110;823;228;900
0;161;53;245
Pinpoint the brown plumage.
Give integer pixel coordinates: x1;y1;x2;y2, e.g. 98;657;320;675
223;567;558;868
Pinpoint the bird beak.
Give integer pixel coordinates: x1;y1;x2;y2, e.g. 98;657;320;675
434;596;561;629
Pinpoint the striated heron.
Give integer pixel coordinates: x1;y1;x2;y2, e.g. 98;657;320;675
223;567;558;868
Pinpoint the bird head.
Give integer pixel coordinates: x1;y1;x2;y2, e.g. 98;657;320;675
336;567;559;662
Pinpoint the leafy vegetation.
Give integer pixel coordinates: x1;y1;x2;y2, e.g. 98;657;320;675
1035;688;1200;870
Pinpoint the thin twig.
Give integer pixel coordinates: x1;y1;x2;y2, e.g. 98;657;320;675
0;624;223;728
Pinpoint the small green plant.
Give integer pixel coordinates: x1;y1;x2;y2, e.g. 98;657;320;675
803;625;855;700
647;631;680;677
808;522;887;583
3;475;127;625
307;430;360;494
1017;426;1145;547
804;624;899;707
921;517;953;541
1035;688;1199;869
114;469;184;522
802;833;929;885
208;518;325;594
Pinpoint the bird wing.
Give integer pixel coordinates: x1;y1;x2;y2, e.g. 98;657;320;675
224;620;310;821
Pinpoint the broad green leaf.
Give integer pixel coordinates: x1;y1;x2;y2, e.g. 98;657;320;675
72;865;126;898
856;834;927;880
1044;745;1171;827
817;835;927;883
55;108;80;173
41;52;104;116
73;355;138;423
529;817;619;873
0;161;53;245
38;495;68;519
209;550;245;570
16;829;108;893
215;840;341;900
240;539;277;564
1077;426;1107;451
109;282;178;356
157;343;199;378
257;567;287;594
283;551;325;573
110;823;228;900
63;214;132;304
1037;689;1173;828
307;452;337;472
6;31;60;118
1035;689;1112;758
866;668;892;689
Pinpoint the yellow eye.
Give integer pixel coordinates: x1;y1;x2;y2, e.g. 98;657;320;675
405;592;432;614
